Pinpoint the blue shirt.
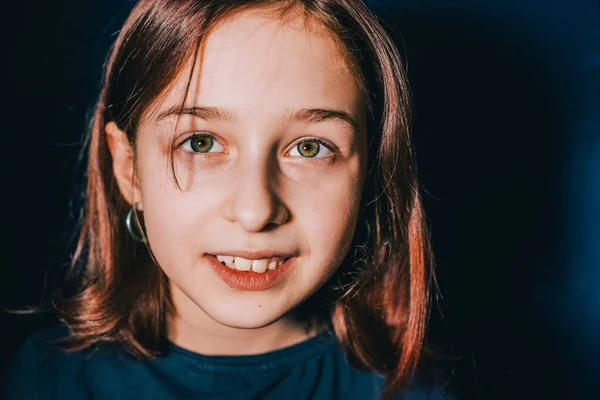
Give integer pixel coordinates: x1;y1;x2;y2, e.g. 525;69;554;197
2;325;451;399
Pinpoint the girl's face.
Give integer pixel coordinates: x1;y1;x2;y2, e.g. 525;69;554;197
122;9;366;330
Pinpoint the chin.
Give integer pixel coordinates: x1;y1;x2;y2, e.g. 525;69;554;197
203;298;289;329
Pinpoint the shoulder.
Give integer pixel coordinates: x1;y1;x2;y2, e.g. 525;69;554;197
325;338;453;400
401;365;456;400
338;368;454;400
1;324;104;400
20;323;71;351
401;387;455;400
11;324;84;368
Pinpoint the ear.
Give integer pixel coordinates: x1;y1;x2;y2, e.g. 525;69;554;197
105;122;143;211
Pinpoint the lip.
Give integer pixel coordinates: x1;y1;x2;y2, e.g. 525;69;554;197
206;254;297;291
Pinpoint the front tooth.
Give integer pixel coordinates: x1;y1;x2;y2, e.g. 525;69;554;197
251;259;268;273
268;260;278;270
234;257;252;271
216;255;235;268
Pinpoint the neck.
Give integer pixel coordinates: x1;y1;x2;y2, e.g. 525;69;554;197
166;283;323;356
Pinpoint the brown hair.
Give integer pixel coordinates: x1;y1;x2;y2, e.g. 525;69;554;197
55;1;434;399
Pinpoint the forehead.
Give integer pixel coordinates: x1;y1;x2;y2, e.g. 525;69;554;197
145;7;363;124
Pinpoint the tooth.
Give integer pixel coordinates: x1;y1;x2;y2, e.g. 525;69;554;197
216;255;235;268
216;255;233;263
268;260;278;270
234;257;252;271
251;259;268;273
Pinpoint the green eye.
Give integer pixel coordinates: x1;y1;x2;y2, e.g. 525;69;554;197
289;138;333;158
296;140;320;158
189;135;214;153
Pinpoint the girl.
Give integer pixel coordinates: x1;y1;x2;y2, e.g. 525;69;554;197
3;0;451;399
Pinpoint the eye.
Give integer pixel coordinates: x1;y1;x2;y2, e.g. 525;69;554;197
181;133;225;153
289;139;333;158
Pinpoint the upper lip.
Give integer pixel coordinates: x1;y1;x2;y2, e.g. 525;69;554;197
207;250;296;260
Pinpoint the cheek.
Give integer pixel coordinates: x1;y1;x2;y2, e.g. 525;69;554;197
294;175;362;266
141;190;193;275
136;160;217;276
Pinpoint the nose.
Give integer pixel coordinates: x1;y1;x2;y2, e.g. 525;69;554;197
221;154;289;232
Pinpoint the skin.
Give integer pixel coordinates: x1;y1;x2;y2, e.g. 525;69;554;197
106;7;367;356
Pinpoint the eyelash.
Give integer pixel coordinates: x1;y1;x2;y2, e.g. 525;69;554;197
176;133;336;158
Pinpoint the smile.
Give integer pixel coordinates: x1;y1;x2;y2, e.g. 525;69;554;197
206;254;297;291
212;255;288;273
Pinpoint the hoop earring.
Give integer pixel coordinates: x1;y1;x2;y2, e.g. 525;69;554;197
126;202;146;243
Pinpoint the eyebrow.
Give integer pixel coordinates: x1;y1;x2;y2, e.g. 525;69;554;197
156;105;358;131
289;108;358;131
157;106;235;122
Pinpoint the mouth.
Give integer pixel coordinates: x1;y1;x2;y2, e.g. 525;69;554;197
208;254;291;273
205;254;297;291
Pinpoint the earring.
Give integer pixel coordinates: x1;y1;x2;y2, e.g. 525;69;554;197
126;202;146;243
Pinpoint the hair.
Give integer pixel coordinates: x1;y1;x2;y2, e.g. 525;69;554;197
53;1;434;399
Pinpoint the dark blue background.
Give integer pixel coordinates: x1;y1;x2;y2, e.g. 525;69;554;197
2;1;599;398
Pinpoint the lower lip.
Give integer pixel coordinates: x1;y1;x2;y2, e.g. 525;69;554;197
206;255;296;291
